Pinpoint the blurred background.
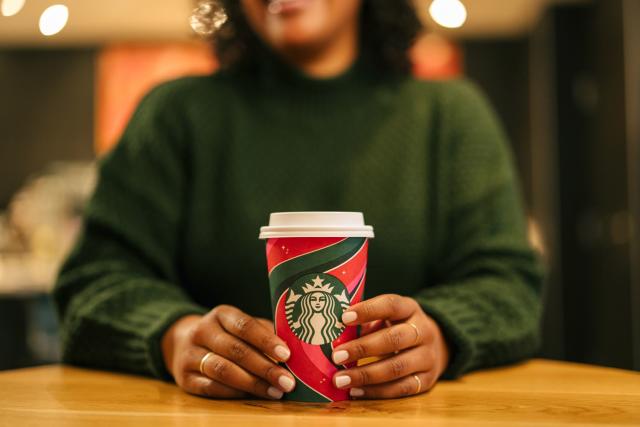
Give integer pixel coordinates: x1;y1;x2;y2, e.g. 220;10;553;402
0;0;638;372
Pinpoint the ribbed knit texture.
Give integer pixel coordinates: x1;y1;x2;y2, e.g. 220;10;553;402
53;52;543;381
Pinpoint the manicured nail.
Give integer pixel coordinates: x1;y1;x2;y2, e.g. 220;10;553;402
267;386;283;399
342;311;357;324
278;375;295;392
332;350;349;364
275;345;290;361
335;375;351;388
350;387;365;397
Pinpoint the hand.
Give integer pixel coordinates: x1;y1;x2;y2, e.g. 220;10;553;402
161;305;296;400
331;294;450;399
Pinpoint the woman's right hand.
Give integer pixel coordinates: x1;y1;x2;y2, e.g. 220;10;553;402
161;305;296;399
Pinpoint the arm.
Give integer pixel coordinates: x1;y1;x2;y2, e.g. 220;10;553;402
324;81;541;399
54;82;298;399
53;84;207;379
414;80;544;379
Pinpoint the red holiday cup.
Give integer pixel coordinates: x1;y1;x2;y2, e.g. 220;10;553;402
259;212;374;402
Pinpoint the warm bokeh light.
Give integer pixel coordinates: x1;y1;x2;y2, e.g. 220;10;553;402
410;32;462;79
96;43;217;155
39;4;69;36
528;217;546;259
1;0;26;17
429;0;467;29
190;0;227;36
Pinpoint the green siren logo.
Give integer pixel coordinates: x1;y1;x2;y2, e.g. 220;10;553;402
285;273;350;345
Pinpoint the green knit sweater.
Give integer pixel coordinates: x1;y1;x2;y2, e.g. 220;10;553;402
53;53;543;382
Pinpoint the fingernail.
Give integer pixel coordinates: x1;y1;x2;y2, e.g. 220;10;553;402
332;350;349;364
350;387;365;397
274;345;290;361
278;375;295;392
342;311;357;324
335;375;351;388
267;386;283;399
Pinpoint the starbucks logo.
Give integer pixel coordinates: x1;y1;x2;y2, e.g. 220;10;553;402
285;273;350;345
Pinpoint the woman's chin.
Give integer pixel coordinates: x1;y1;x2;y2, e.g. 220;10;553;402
266;24;329;48
264;10;331;48
273;37;323;53
280;26;347;56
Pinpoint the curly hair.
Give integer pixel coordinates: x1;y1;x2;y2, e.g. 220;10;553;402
194;0;423;75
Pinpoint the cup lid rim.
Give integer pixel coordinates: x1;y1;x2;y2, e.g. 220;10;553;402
258;212;374;239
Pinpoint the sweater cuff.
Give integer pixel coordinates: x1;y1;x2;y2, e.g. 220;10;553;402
141;300;209;380
413;290;478;379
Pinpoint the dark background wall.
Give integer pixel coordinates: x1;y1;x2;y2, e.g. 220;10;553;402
462;39;533;204
552;0;635;369
0;49;95;370
0;49;95;209
622;0;640;370
464;0;639;370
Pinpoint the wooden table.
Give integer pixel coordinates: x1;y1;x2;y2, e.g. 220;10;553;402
0;359;638;427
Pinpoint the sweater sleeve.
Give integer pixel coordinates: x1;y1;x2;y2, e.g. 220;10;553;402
53;83;207;380
414;80;544;379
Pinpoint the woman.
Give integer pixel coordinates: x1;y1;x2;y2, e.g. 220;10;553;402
54;0;543;400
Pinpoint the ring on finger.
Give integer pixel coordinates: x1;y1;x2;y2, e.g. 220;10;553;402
413;374;422;394
407;322;420;346
199;352;214;375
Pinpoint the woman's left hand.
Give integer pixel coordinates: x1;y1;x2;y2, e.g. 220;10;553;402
331;294;450;399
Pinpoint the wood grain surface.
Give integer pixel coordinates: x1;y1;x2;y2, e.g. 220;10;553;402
0;359;638;427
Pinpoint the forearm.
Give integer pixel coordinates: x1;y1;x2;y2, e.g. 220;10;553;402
55;270;207;379
54;234;208;379
414;274;541;379
52;82;210;379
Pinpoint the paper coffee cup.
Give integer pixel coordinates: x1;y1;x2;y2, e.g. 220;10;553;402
259;212;374;402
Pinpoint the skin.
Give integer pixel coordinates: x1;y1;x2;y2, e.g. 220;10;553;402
240;0;362;77
331;295;450;399
162;306;296;400
161;0;450;400
162;294;450;400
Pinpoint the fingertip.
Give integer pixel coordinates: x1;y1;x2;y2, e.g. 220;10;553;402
267;386;284;400
278;375;295;392
350;387;365;398
332;350;349;364
342;311;358;324
334;375;351;388
274;345;291;361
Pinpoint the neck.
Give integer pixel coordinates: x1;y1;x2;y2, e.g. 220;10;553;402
279;25;359;78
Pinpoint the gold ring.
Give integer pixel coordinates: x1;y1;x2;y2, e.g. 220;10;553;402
199;352;214;375
413;374;422;394
407;322;420;345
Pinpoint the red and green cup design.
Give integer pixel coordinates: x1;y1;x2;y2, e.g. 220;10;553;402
265;237;369;402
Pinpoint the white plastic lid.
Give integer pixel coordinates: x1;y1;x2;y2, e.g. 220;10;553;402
259;212;374;239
